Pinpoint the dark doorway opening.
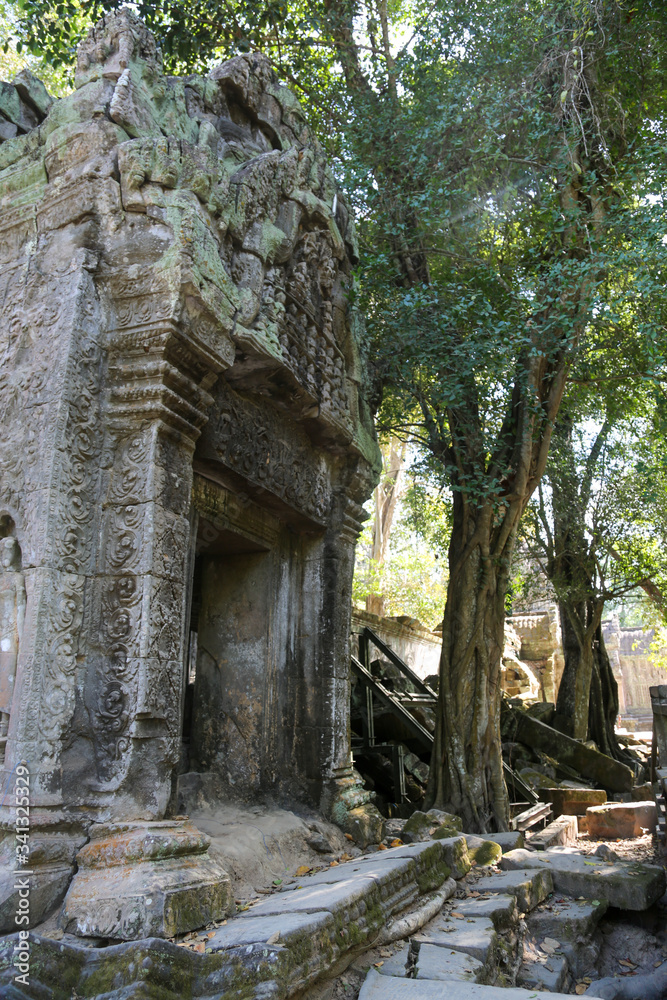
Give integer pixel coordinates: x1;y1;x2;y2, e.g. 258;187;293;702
180;516;271;787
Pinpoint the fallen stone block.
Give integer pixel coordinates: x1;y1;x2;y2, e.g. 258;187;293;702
475;868;553;913
485;830;525;852
378;941;484;982
631;781;654;801
539;786;606;816
461;829;525;853
584;962;667;999
358;967;604;999
13;68;54;119
464;836;503;866
344;803;386;847
499;848;666;910
527;702;556;725
0;828;85;932
508;710;633;792
0;862;73;933
586;800;657;839
402;808;462;843
529;814;578;850
518;767;558;790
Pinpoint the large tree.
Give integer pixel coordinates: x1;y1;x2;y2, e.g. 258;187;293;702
528;386;667;759
7;0;667;830
365;3;667;828
539;417;667;752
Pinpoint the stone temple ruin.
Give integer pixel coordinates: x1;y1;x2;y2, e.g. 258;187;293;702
0;8;381;940
3;15;667;1000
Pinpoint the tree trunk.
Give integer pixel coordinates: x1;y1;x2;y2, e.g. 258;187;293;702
549;417;608;742
554;600;598;741
426;495;512;832
588;624;638;771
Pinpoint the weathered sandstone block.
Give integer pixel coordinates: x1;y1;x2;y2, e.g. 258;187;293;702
539;787;606;816
500;848;665;910
585;800;657;839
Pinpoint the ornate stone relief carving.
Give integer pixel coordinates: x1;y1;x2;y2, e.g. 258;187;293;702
202;390;331;524
0;539;25;759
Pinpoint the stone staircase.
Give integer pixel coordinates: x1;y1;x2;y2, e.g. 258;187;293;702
353;842;665;1000
1;836;664;999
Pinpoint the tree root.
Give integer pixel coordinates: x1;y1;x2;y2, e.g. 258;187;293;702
586;963;667;999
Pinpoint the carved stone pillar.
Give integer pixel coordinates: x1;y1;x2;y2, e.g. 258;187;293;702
81;307;217;820
57;301;236;938
320;489;384;846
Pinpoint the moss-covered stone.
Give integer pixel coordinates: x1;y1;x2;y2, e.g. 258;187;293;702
468;840;503;867
402;809;462;844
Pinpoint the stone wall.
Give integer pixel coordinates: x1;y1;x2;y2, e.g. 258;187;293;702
351;609;441;679
505;609;564;703
350;608;563;704
603;619;666;730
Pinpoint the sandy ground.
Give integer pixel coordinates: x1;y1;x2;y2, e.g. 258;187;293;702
191;801;349;900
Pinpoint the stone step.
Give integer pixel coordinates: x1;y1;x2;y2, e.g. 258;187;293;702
414;913;499;966
451;892;519;930
377;941;484;982
413;893;521;987
527;895;608;941
525;896;607;978
358;967;604;999
474;867;553;912
431;890;523;984
517;946;570;993
499;847;666;910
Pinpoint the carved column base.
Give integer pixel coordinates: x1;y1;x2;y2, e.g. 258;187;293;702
61;820;232;940
323;763;385;848
0;824;87;932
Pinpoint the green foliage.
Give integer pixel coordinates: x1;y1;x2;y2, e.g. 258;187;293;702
353;497;448;628
0;0;72;92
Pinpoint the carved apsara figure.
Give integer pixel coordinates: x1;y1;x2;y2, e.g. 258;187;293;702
0;537;26;740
